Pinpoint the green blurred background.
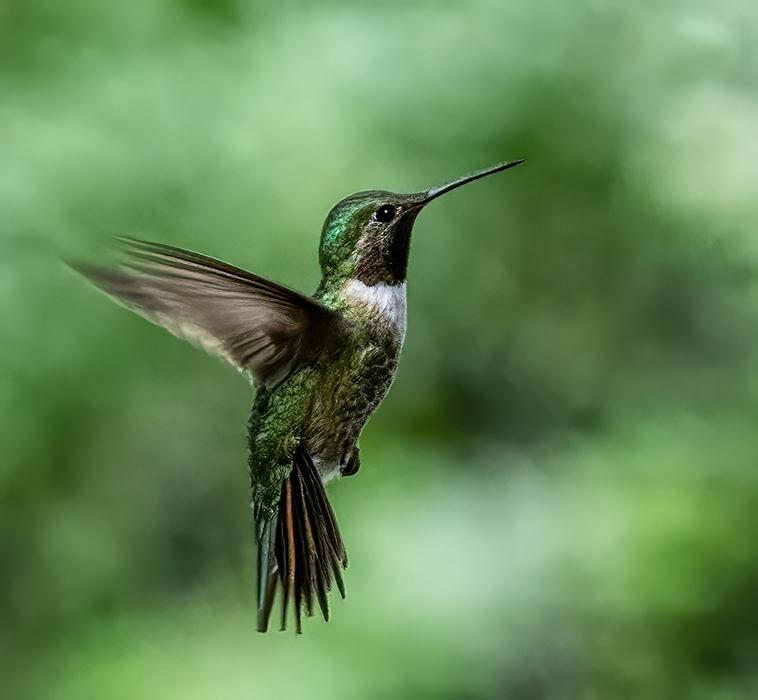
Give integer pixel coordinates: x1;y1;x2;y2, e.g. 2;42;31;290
2;0;758;698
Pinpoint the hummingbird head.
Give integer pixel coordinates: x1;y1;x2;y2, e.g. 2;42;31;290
318;159;525;287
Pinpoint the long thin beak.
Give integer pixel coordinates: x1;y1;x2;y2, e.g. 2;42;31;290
419;159;525;206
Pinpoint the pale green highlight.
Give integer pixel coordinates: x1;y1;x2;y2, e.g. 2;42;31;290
318;192;385;282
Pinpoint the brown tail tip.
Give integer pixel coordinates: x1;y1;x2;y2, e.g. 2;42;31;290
257;444;347;633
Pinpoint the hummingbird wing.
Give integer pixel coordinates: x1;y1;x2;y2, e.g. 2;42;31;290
73;238;347;389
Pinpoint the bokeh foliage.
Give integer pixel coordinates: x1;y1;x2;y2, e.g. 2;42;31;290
2;0;758;698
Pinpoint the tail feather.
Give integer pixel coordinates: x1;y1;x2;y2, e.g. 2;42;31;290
256;443;347;633
256;513;278;633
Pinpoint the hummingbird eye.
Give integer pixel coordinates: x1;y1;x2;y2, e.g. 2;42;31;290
373;204;396;223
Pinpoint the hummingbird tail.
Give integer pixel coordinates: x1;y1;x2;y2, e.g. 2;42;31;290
256;443;347;633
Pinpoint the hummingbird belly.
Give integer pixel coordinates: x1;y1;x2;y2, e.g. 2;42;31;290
306;333;401;480
307;286;407;478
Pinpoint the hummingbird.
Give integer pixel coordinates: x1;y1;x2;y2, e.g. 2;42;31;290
74;159;524;633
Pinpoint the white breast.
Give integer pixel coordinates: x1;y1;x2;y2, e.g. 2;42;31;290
343;279;407;336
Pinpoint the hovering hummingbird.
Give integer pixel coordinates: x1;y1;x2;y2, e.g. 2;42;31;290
74;159;524;632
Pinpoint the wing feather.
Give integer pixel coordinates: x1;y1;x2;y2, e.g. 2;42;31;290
72;238;346;388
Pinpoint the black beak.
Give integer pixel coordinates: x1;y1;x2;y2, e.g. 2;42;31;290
416;159;525;207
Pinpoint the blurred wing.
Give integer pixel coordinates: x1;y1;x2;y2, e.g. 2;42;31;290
73;238;346;388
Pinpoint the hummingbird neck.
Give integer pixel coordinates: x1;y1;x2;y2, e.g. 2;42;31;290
342;278;408;333
315;272;407;320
